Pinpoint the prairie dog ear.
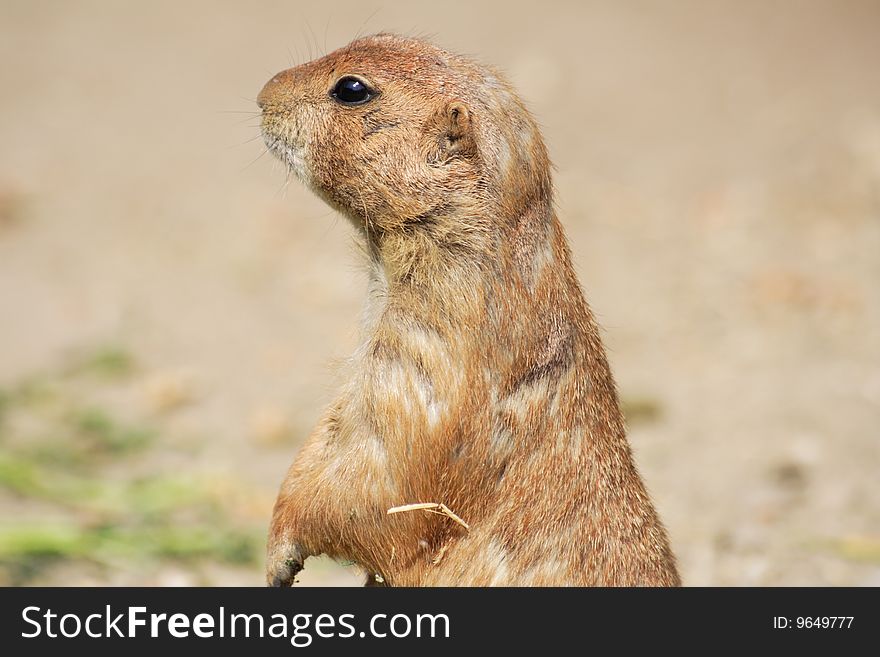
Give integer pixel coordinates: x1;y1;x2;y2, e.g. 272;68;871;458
430;100;477;161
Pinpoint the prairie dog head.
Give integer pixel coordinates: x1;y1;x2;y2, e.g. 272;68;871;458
258;34;551;237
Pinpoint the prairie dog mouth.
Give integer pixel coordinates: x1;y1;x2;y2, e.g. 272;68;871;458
260;118;310;182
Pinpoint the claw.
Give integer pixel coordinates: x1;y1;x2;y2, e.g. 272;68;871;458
266;542;305;587
269;559;303;587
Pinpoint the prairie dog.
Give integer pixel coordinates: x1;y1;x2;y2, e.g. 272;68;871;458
258;34;679;586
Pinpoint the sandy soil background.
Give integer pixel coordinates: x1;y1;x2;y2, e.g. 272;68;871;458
0;0;878;586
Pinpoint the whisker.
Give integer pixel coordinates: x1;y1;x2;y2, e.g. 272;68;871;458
323;14;332;54
306;20;319;59
278;170;294;200
354;8;380;41
225;132;264;150
300;24;313;61
225;115;263;127
241;147;269;172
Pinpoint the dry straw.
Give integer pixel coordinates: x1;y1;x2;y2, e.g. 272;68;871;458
387;502;470;532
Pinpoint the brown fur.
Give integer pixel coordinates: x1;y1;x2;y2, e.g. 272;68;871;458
257;34;680;586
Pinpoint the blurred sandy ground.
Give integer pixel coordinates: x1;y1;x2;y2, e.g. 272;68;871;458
0;0;878;585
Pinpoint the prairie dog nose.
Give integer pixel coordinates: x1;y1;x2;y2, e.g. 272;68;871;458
257;68;296;109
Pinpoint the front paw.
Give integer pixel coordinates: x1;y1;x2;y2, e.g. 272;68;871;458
266;540;305;587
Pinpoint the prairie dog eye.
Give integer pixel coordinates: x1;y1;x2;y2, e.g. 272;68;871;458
331;76;376;106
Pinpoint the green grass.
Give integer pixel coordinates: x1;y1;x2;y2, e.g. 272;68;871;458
0;348;265;584
72;407;155;455
63;345;136;380
0;523;258;564
0;455;44;497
